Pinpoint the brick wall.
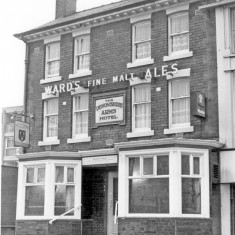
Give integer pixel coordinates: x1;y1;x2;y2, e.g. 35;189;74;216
118;218;213;235
1;166;18;235
25;2;218;154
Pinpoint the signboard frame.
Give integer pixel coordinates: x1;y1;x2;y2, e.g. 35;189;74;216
14;121;30;148
92;90;126;128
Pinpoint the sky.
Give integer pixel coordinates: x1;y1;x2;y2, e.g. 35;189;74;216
0;0;122;111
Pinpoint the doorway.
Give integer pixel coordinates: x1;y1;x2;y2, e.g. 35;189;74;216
107;172;118;235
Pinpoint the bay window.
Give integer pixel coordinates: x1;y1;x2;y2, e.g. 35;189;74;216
17;160;81;220
54;166;75;216
25;165;45;216
119;148;209;218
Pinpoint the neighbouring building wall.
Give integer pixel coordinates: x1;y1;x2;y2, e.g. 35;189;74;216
1;166;18;235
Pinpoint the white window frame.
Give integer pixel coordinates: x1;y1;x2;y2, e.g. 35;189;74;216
67;87;91;143
41;36;61;84
232;72;235;146
69;28;92;79
16;160;81;220
164;68;194;135
118;148;209;218
127;13;154;68
230;7;235;54
164;4;193;61
127;83;154;138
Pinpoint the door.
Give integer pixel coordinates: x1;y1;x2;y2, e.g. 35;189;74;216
107;172;118;235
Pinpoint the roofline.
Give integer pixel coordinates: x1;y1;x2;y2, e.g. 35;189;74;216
15;0;202;42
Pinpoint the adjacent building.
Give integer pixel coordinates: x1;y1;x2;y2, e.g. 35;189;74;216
12;0;234;234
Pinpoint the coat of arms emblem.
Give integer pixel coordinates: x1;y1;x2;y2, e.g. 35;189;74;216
19;129;26;142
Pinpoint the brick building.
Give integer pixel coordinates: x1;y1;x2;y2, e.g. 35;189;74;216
12;0;234;234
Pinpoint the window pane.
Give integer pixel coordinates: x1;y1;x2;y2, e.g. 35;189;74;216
25;186;44;215
182;178;201;214
75;111;88;135
48;42;60;59
136;41;151;59
6;138;14;147
182;155;190;175
171;79;189;98
55;166;64;183
172;98;190;124
6;148;17;156
135;22;151;42
54;185;75;216
157;155;169;175
129;158;140;176
77;36;90;54
47;115;58;137
77;54;90;70
193;157;200;175
143;157;153;175
67;168;74;182
129;178;169;213
37;168;45;183
47;61;60;76
46;99;58;114
74;94;88;111
26;168;34;183
134;86;151;103
171;14;188;34
135;103;151;129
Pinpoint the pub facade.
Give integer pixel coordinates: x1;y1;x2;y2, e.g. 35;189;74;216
13;0;232;234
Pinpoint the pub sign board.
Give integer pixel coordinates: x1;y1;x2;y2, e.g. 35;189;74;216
14;121;30;147
93;91;126;127
191;92;206;118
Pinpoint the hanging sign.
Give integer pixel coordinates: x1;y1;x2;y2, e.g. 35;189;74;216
191;92;206;118
14;121;30;147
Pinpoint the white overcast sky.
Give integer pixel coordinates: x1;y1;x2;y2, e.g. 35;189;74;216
0;0;122;110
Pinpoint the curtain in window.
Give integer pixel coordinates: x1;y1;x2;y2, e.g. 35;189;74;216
74;94;88;135
134;86;151;129
76;36;90;70
135;22;151;59
171;79;190;125
170;13;189;52
47;43;60;75
46;99;58;137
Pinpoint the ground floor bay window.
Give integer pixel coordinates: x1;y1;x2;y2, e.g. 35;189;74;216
16;160;81;220
118;148;209;218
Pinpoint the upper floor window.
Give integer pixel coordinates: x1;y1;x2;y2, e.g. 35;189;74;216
168;12;189;54
5;137;16;156
133;85;151;132
133;21;151;61
169;78;190;128
73;93;89;137
45;42;60;78
231;7;235;53
74;35;90;72
43;98;58;141
25;165;45;216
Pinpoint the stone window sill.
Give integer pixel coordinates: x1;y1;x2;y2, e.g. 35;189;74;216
38;139;60;146
67;136;91;143
164;126;194;135
127;58;154;68
163;51;193;62
40;76;62;84
127;130;154;138
69;70;92;79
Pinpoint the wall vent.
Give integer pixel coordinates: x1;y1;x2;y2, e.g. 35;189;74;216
212;164;220;184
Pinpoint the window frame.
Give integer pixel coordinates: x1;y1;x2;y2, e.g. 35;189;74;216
74;34;90;73
132;84;151;133
132;20;151;63
168;78;190;129
45;41;60;79
118;148;209;218
72;93;89;139
168;11;189;56
5;137;17;156
230;7;235;54
43;98;59;142
16;160;81;220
